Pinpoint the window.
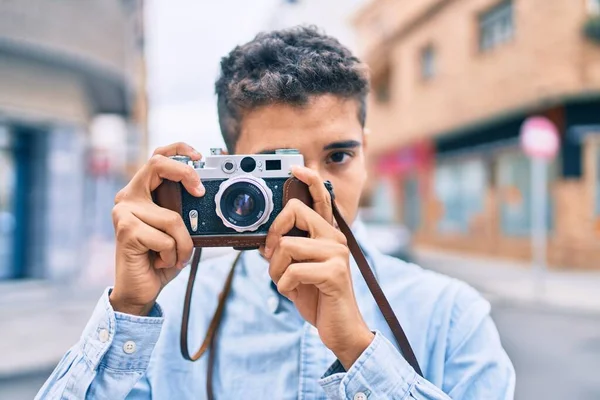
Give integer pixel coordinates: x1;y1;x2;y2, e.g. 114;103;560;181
420;45;436;80
403;177;421;231
479;1;514;52
496;151;557;236
435;158;487;233
370;179;396;222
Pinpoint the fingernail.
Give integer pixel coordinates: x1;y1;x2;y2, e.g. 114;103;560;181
288;291;297;302
264;245;272;259
196;184;205;196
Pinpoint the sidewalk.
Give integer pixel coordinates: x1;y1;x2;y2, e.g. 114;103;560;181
414;246;600;314
0;242;234;379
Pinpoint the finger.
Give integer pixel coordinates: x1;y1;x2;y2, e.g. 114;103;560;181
268;236;338;283
277;262;347;298
141;154;204;196
153;253;170;269
128;202;194;268
138;225;177;269
116;214;177;267
291;166;333;224
258;245;267;259
153;142;202;160
264;199;345;258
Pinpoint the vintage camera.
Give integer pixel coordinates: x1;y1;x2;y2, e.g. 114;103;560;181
153;148;312;249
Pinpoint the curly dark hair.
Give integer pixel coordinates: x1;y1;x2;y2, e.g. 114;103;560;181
215;26;370;153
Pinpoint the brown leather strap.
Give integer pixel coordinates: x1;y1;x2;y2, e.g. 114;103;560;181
207;322;218;400
329;199;423;377
180;248;241;362
181;248;240;400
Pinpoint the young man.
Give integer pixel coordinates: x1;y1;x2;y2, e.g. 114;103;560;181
37;27;514;399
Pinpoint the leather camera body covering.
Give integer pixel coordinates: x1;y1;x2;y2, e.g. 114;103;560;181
153;177;312;249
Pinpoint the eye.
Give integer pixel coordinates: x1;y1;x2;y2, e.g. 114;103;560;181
326;151;353;165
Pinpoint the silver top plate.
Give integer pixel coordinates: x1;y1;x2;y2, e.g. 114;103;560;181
196;153;304;180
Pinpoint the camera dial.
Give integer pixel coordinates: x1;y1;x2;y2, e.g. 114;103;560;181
221;159;236;173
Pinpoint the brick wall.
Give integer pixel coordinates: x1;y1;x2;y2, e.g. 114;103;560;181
354;0;599;155
410;138;600;270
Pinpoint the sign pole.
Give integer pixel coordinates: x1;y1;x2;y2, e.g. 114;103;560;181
520;115;559;302
531;157;547;300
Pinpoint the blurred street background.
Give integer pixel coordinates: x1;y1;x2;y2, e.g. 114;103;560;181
1;0;600;399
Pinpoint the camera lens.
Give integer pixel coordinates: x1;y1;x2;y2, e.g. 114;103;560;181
215;175;274;232
219;181;266;227
240;157;256;173
231;193;255;217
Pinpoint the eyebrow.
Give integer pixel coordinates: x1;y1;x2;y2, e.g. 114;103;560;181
257;140;362;155
322;140;362;151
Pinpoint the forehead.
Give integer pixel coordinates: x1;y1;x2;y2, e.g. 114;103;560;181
236;95;363;154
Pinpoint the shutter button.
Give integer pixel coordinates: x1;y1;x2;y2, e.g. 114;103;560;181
123;340;136;354
354;392;368;400
98;329;109;343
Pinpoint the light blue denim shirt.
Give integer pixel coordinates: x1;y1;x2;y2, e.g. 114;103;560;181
36;222;515;399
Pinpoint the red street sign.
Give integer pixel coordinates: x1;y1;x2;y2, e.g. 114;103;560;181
520;116;560;160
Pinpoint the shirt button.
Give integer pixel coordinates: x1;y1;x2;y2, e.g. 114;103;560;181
267;296;278;313
123;340;136;354
354;392;368;400
98;329;109;343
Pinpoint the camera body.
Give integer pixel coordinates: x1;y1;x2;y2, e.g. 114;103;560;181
153;148;311;249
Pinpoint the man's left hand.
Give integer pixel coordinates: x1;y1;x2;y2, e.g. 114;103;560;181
261;166;374;370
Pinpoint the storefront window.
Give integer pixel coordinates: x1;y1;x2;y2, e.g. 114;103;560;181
370;179;396;223
435;158;487;233
497;151;556;236
403;177;421;232
0;127;16;279
497;152;530;235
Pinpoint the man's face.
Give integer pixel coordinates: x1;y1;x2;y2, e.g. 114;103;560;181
235;95;367;224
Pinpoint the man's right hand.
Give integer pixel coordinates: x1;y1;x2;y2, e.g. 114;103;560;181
109;142;205;316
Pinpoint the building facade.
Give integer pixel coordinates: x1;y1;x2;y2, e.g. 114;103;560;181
0;1;147;281
354;0;600;269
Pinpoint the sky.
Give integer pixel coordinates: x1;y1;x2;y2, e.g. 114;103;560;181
144;0;367;155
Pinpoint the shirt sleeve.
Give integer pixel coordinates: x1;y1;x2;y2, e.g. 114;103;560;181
35;288;164;400
318;292;515;400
